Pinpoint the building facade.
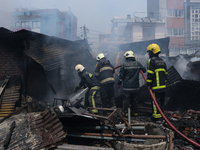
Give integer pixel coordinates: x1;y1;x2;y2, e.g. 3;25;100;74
148;0;199;56
10;9;77;41
109;15;165;43
101;0;200;57
184;0;200;46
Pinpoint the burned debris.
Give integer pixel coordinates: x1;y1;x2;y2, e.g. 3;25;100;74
54;93;173;150
0;109;66;150
0;27;200;150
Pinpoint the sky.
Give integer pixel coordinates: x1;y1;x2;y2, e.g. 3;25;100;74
0;0;147;50
0;0;147;32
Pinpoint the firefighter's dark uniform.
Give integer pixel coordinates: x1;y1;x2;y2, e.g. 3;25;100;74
147;55;168;119
94;58;116;108
118;57;146;116
75;69;101;113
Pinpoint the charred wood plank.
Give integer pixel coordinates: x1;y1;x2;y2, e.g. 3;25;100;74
43;71;57;94
3;121;15;149
0;77;10;108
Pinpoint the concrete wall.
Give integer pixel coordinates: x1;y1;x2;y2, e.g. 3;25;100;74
167;18;184;29
132;24;143;42
159;0;167;19
41;13;61;37
155;25;166;39
147;0;160;19
11;9;77;41
132;23;165;42
167;0;184;9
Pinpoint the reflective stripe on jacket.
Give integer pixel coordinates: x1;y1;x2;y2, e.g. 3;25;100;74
76;69;100;90
94;58;115;85
147;56;168;92
118;57;146;93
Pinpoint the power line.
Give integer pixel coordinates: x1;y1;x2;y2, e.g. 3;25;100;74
88;29;105;33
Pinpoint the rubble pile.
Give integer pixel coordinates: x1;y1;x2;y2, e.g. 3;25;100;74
0;27;200;149
0;108;66;150
164;110;200;148
54;96;173;150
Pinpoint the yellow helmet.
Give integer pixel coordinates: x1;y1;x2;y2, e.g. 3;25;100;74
124;50;135;58
96;53;105;61
75;64;85;73
147;43;161;54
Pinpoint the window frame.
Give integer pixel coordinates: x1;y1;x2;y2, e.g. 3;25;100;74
32;21;41;29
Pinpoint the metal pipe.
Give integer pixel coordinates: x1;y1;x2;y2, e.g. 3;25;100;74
82;112;108;119
65;125;145;131
128;107;131;125
108;109;118;119
169;131;173;150
70;132;166;139
67;134;146;142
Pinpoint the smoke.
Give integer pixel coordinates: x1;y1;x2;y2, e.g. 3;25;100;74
171;55;200;81
173;55;189;77
0;0;148;54
190;57;200;62
0;11;14;29
0;0;147;32
195;51;200;57
0;0;148;105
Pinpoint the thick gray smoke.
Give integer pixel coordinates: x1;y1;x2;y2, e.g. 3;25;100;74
171;55;200;81
190;57;200;62
173;55;189;78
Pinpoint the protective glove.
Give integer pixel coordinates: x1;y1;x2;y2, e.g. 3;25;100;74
73;87;78;92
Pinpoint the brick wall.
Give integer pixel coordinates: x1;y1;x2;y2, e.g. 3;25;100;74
0;45;23;78
167;18;184;29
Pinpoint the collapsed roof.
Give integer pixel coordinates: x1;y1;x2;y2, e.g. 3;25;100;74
0;27;95;72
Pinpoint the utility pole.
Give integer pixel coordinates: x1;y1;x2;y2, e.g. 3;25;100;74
80;25;89;40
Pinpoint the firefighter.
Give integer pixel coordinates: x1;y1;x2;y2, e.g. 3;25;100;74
74;64;101;114
146;43;168;122
94;53;116;108
118;51;146;117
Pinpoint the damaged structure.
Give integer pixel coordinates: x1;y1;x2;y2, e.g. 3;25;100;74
0;109;66;149
0;27;95;116
0;27;200;150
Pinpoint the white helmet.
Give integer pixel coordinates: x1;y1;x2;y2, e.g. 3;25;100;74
75;64;85;73
96;53;105;61
124;50;135;58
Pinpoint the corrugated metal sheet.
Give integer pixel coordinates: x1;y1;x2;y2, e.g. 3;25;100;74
22;32;94;71
0;28;95;71
0;76;21;117
28;109;66;148
166;65;182;87
0;109;66;150
24;43;80;71
119;37;170;55
165;79;200;111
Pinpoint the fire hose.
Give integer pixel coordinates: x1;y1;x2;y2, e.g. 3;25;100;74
113;64;200;148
